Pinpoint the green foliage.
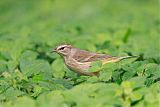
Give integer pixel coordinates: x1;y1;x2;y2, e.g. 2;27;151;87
88;60;102;72
0;0;159;107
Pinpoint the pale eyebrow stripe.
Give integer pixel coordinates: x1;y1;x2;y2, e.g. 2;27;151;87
57;45;67;50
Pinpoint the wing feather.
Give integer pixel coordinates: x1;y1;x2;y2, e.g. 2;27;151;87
71;48;113;62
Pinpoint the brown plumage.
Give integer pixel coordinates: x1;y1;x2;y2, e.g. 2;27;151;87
52;44;137;76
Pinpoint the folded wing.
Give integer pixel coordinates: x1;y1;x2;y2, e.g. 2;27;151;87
71;48;114;62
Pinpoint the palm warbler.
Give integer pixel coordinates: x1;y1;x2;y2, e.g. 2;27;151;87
52;44;137;76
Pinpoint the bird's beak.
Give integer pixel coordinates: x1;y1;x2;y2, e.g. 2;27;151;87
51;49;57;53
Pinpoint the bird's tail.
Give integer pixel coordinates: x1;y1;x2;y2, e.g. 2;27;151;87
118;55;139;61
102;56;139;65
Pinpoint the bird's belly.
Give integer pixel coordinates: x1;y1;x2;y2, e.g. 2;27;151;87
65;59;92;75
66;62;90;72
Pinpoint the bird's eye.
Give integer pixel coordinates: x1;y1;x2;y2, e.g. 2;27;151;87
59;47;65;50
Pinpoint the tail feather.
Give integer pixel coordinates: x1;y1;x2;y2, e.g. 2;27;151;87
118;56;139;61
102;55;139;65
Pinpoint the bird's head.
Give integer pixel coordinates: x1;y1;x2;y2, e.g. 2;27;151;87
52;44;72;57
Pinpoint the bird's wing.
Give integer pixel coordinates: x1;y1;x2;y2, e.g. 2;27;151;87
80;54;113;62
71;48;137;64
71;48;114;62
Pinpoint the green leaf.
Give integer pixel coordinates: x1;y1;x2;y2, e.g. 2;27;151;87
20;50;38;62
0;52;12;61
20;59;52;80
99;69;112;82
0;60;7;73
31;85;42;97
130;91;143;102
128;76;146;89
123;28;131;43
36;91;65;107
88;60;102;72
145;63;159;77
51;59;65;78
7;60;18;72
32;74;43;82
87;76;99;83
13;96;35;107
53;78;74;89
2;87;24;101
112;69;124;84
99;63;119;81
122;67;136;80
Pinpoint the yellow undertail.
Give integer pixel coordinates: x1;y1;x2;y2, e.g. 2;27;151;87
102;56;139;65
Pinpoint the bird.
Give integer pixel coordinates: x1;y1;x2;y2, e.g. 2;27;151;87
52;44;137;76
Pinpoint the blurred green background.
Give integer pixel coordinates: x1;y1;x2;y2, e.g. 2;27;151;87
0;0;159;107
0;0;159;57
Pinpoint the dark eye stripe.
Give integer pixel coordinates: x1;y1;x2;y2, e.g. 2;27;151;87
59;47;65;50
